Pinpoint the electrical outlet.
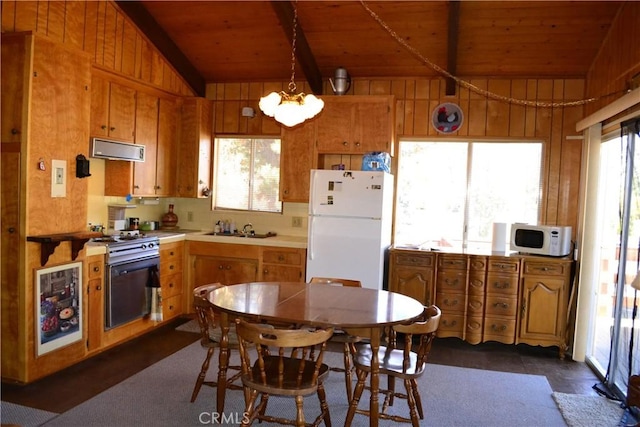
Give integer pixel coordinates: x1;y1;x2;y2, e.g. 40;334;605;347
187;211;193;222
292;216;303;228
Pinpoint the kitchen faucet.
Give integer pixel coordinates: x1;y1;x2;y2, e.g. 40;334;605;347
242;223;254;235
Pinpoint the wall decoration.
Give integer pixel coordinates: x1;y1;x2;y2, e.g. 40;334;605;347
432;102;464;134
35;262;82;356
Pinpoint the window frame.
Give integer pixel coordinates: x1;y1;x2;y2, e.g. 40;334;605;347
394;137;546;251
211;135;283;214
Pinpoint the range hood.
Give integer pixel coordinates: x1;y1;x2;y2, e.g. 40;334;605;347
90;138;145;162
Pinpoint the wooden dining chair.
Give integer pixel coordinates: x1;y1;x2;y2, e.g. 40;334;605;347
235;318;334;427
345;305;442;427
309;277;369;402
190;283;243;402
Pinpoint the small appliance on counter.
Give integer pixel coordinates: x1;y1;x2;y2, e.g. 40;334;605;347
510;224;572;257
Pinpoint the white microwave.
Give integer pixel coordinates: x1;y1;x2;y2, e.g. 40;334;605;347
510;224;572;257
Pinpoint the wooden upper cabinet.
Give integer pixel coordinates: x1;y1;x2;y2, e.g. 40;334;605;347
280;121;314;202
155;97;178;196
132;92;159;196
175;97;213;198
1;36;27;143
90;75;136;142
315;95;395;155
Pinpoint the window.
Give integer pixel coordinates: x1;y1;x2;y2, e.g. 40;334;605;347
213;137;282;213
395;139;542;252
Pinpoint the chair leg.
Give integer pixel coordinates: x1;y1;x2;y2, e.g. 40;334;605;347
190;346;215;402
343;342;353;402
295;395;305;427
404;378;420;427
387;375;396;406
410;378;424;419
241;389;259;426
317;382;332;427
345;369;368;426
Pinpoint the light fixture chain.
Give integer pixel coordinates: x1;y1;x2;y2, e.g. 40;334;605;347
359;0;603;108
288;0;298;93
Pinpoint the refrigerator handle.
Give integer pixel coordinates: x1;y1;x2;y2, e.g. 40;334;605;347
309;169;317;216
308;216;314;260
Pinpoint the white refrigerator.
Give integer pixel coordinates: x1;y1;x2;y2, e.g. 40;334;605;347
306;169;394;290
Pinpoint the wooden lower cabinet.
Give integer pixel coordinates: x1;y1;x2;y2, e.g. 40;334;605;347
387;250;435;306
261;248;306;282
517;258;574;356
466;256;487;344
187;241;306;313
388;247;574;354
483;257;520;344
86;255;105;353
160;241;184;321
435;254;468;339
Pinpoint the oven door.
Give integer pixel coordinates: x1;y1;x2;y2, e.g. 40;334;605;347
105;255;159;330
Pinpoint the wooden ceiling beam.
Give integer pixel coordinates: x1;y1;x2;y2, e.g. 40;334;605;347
270;1;324;95
446;1;460;96
115;0;205;97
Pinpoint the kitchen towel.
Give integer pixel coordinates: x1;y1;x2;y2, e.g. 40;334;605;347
492;222;508;254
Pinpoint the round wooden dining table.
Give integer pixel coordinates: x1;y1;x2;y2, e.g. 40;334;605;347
206;281;425;427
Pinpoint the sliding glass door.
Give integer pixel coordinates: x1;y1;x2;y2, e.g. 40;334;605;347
588;118;640;398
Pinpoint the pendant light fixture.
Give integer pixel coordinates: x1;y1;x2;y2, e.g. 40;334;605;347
259;0;324;127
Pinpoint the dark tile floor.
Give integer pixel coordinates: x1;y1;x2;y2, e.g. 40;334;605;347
1;316;603;414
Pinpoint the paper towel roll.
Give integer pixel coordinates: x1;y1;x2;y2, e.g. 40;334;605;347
492;222;508;253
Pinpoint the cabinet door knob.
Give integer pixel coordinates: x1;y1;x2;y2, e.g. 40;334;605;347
355;142;361;147
93;266;100;272
218;265;224;270
342;141;348;146
101;125;107;130
96;285;102;291
11;128;19;135
110;127;116;131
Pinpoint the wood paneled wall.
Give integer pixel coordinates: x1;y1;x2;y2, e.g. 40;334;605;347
207;76;585;233
1;0;195;97
585;2;640;116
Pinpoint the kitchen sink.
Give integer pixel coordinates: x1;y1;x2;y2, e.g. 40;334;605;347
205;231;277;239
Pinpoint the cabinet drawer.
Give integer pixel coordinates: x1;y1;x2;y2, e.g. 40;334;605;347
436;291;465;313
437;254;468;270
483;318;516;341
88;259;103;279
262;250;302;265
469;256;487;271
467;294;485;315
485;295;518;317
394;252;434;268
162;272;182;299
486;274;519;295
162;294;182;320
468;272;486;295
437;313;465;337
487;258;520;274
160;258;182;276
522;260;569;277
437;270;467;292
161;244;184;263
466;316;484;345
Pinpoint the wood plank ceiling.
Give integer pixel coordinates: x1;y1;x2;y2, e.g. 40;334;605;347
119;1;624;97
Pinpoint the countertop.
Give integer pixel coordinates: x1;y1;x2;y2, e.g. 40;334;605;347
84;230;307;257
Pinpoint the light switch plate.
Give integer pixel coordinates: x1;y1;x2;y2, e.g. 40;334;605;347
51;159;66;197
